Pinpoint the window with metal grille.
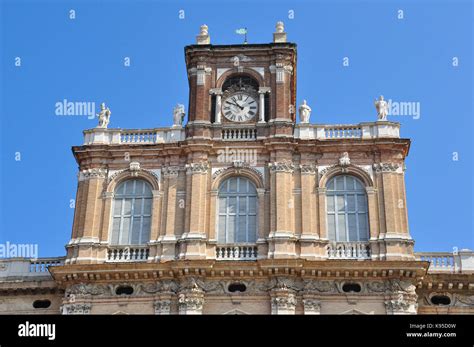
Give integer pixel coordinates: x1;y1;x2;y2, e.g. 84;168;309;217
218;177;257;244
110;179;153;245
326;175;369;242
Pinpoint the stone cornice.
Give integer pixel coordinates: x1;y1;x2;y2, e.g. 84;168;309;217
48;259;429;287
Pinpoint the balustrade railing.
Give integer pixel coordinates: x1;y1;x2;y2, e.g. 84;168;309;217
221;128;257;141
416;252;457;272
29;257;65;272
83;127;185;145
107;246;150;262
295;121;401;140
216;245;258;260
324;125;362;139
326;242;371;260
121;130;157;143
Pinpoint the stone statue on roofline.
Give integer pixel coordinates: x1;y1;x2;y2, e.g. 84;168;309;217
173;104;186;127
298;100;312;123
375;95;389;121
96;103;111;128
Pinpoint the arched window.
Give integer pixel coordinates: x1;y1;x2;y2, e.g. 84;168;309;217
326;175;369;242
111;179;152;245
218;177;257;244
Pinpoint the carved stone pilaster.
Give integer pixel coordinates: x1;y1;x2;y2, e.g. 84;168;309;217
162;166;181;178
78;168;107;181
178;292;205;315
270;289;296;315
185;162;209;175
177;278;205;315
268;161;295;173
302;296;322;315
385;295;418;315
62;303;92;315
154;299;172;315
384;280;418;314
299;164;317;175
373;162;400;173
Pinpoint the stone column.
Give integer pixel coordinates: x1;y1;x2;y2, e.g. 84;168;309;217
268;161;296;258
316;187;328;259
299;164;319;259
270;289;296;315
99;192;114;243
374;163;413;260
215;93;222;124
256;188;267;258
208;189;218;242
68;168;107;263
258;87;270;123
181;162;209;259
366;187;380;260
160;166;181;261
209;88;223;124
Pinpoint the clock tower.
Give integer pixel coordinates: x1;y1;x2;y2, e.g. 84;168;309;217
185;22;296;139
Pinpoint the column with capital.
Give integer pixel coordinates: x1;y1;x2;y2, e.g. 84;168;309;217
258;87;271;123
209;88;223;124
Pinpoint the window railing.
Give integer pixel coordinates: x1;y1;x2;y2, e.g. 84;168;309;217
107;246;150;262
216;244;258;260
326;242;371;260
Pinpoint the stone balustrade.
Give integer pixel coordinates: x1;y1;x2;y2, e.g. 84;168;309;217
326;242;371;260
30;257;65;272
216;245;258;260
295;121;400;140
0;257;65;278
416;250;474;273
106;246;150;262
83;127;185;145
1;249;473;273
221;127;257;141
83;121;400;146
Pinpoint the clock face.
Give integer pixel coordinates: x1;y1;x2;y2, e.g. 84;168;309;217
222;92;258;122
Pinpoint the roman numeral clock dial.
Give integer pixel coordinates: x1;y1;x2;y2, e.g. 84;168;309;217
222;92;258;122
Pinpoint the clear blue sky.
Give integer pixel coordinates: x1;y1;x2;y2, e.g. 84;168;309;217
1;0;472;256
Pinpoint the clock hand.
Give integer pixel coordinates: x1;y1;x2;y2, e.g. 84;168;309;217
228;100;244;110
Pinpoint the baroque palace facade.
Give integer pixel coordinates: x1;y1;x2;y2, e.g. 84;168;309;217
1;23;473;315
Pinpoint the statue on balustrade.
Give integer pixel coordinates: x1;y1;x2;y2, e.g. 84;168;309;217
375;95;389;121
96;103;111;128
298;99;312;123
173;104;186;127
